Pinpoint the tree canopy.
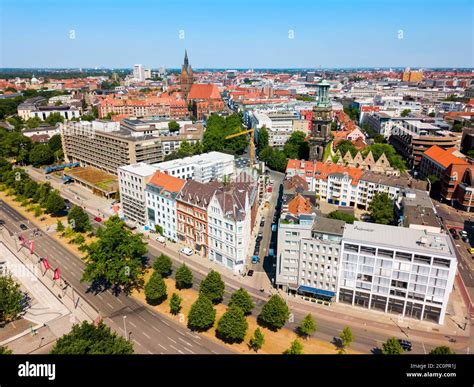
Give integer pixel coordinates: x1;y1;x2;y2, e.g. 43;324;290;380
81;216;147;293
369;192;394;225
50;321;133;354
144;271;167;305
0;273;23;323
199;270;225;304
202;114;249;155
216;306;248;343
175;263;193;289
327;210;356;224
429;346;455;355
258;295;289;331
381;337;404;355
187;296;216;332
284;339;304;354
152;254;172;277
228;287;255;315
67;205;91;233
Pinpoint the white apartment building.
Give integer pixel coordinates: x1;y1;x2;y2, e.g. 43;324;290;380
145;171;185;241
156;152;235;183
207;184;255;274
118;163;158;226
337;222;457;324
133;64;145;82
276;214;344;301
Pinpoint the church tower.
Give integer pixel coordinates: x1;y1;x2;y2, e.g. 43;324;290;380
180;50;194;98
309;80;332;161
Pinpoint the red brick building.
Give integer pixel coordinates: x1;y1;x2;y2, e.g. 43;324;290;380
187;84;224;119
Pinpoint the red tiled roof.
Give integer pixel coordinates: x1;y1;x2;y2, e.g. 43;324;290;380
287;194;312;215
187;84;221;100
148;170;186;193
423;145;468;169
286;159;364;185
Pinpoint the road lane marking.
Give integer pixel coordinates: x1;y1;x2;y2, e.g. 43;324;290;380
178;337;192;347
167;337;177;344
169;344;183;354
161;319;170;327
158;344;167;351
133;339;144;348
176;330;186;336
106;302;114;309
129;321;137;328
152;326;161;333
142;332;151;339
137;314;146;322
183;347;194;354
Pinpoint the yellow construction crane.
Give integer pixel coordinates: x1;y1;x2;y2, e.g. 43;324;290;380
225;129;255;168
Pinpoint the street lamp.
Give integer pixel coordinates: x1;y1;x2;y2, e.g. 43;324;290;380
123;316;128;340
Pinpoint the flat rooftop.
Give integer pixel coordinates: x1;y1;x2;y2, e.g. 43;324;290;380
156;151;234;169
343;221;455;258
118;162;157;177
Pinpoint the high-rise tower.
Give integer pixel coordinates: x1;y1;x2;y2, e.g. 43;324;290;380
309;80;332;161
180;50;194;98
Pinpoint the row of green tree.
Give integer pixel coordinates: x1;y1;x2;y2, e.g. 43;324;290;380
0;161;66;216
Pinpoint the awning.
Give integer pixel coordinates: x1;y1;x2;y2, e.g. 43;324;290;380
298;285;335;298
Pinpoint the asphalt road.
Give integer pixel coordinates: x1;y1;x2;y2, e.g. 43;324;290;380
0;199;232;354
14;169;469;354
434;202;474;300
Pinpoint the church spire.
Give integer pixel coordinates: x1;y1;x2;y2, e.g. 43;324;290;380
184;50;189;69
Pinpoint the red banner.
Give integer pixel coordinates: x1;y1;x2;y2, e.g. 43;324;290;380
42;257;50;271
53;268;60;281
29;240;34;254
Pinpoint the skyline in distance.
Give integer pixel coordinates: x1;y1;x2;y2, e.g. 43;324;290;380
1;0;473;69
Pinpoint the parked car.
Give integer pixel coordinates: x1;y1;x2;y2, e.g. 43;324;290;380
94;216;102;222
469;247;474;256
449;228;457;235
247;269;254;277
398;339;412;352
260;220;265;227
156;235;166;244
179;247;193;256
453;233;460;240
251;256;260;264
462;236;469;243
256;235;263;242
459;230;468;238
19;223;28;231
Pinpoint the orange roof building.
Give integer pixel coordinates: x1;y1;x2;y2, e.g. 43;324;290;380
146;171;186;241
187;83;224;119
419;145;468;180
287;194;313;216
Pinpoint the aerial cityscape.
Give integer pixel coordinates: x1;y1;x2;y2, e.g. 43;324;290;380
0;0;472;384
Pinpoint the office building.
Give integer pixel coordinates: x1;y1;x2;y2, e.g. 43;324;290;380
118;163;158;226
61;120;163;175
156;152;235;182
337;222;457;324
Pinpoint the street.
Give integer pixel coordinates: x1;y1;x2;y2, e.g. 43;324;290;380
0;199;232;354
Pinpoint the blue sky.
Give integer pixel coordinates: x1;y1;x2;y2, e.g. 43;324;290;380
1;0;473;68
